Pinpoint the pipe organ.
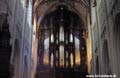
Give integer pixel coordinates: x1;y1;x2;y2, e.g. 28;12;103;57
36;5;88;77
38;24;87;69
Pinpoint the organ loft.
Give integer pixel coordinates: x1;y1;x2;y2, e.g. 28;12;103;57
36;5;88;78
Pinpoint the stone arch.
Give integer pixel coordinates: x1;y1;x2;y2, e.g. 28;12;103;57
34;0;86;24
36;4;85;38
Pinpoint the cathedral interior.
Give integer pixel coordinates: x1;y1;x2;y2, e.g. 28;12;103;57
0;0;120;78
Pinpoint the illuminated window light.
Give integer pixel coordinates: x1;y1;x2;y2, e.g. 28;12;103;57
51;34;54;42
59;26;64;42
51;53;54;67
70;53;74;67
59;45;64;67
70;33;73;42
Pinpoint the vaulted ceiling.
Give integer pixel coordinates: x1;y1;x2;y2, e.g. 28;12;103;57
34;0;90;28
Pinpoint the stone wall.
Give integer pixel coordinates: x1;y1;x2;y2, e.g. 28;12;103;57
91;0;120;77
6;0;33;78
